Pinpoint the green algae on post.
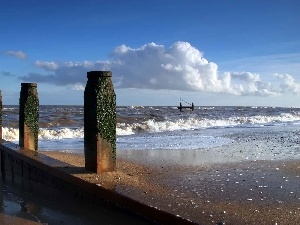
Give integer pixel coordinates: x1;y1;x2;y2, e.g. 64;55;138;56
19;83;39;151
84;71;116;173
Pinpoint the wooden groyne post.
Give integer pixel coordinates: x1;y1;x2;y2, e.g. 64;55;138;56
84;71;116;173
19;83;39;151
0;90;2;139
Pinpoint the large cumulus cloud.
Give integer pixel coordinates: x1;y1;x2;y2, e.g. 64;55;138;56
20;41;300;96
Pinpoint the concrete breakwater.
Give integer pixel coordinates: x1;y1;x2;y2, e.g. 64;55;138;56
0;140;198;224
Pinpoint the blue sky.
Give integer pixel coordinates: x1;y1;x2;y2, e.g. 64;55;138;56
1;0;300;106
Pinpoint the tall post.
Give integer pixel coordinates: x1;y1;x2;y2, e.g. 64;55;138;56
0;90;2;140
84;71;116;173
19;83;39;151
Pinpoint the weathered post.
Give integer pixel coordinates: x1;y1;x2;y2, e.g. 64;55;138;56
84;71;116;173
19;83;39;151
0;90;2;140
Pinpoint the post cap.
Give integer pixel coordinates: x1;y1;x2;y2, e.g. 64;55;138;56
87;71;112;78
21;83;37;87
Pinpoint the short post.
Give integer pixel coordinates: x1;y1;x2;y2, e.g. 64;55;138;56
19;83;39;151
0;90;2;140
84;71;116;173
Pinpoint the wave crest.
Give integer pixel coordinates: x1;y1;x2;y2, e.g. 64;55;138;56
2;112;300;141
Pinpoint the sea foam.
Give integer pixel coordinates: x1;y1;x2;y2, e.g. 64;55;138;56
2;112;300;142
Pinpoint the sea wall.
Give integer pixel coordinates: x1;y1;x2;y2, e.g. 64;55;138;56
0;133;197;225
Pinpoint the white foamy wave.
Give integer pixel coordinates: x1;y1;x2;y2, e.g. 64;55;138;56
115;118;230;135
232;113;300;125
2;127;19;141
39;128;83;140
116;123;135;135
2;112;300;141
2;126;140;141
2;127;84;142
116;113;300;135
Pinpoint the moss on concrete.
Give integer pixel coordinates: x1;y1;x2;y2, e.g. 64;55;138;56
84;71;116;172
19;84;39;150
95;76;116;160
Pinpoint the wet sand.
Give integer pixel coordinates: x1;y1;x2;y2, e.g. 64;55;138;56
38;127;300;224
40;150;300;225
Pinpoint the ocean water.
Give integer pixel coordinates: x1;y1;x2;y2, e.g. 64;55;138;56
2;105;300;163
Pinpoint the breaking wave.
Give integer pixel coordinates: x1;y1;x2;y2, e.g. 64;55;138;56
2;112;300;142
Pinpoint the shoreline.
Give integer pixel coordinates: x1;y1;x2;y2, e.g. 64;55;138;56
41;150;300;225
2;124;300;224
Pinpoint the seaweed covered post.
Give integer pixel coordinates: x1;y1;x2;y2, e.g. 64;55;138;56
19;83;39;151
0;90;2;140
84;71;116;173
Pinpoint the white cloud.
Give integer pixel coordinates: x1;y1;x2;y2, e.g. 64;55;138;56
274;73;300;94
72;84;85;91
5;50;27;59
35;60;59;70
19;41;300;97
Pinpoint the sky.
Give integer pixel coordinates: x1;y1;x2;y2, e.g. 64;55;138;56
0;0;300;106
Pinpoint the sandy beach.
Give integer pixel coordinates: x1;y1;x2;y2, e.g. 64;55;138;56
2;125;300;224
41;142;300;225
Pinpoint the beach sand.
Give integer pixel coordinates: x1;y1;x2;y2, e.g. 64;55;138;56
3;126;300;225
40;148;300;225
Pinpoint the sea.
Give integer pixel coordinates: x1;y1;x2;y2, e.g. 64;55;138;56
2;105;300;164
